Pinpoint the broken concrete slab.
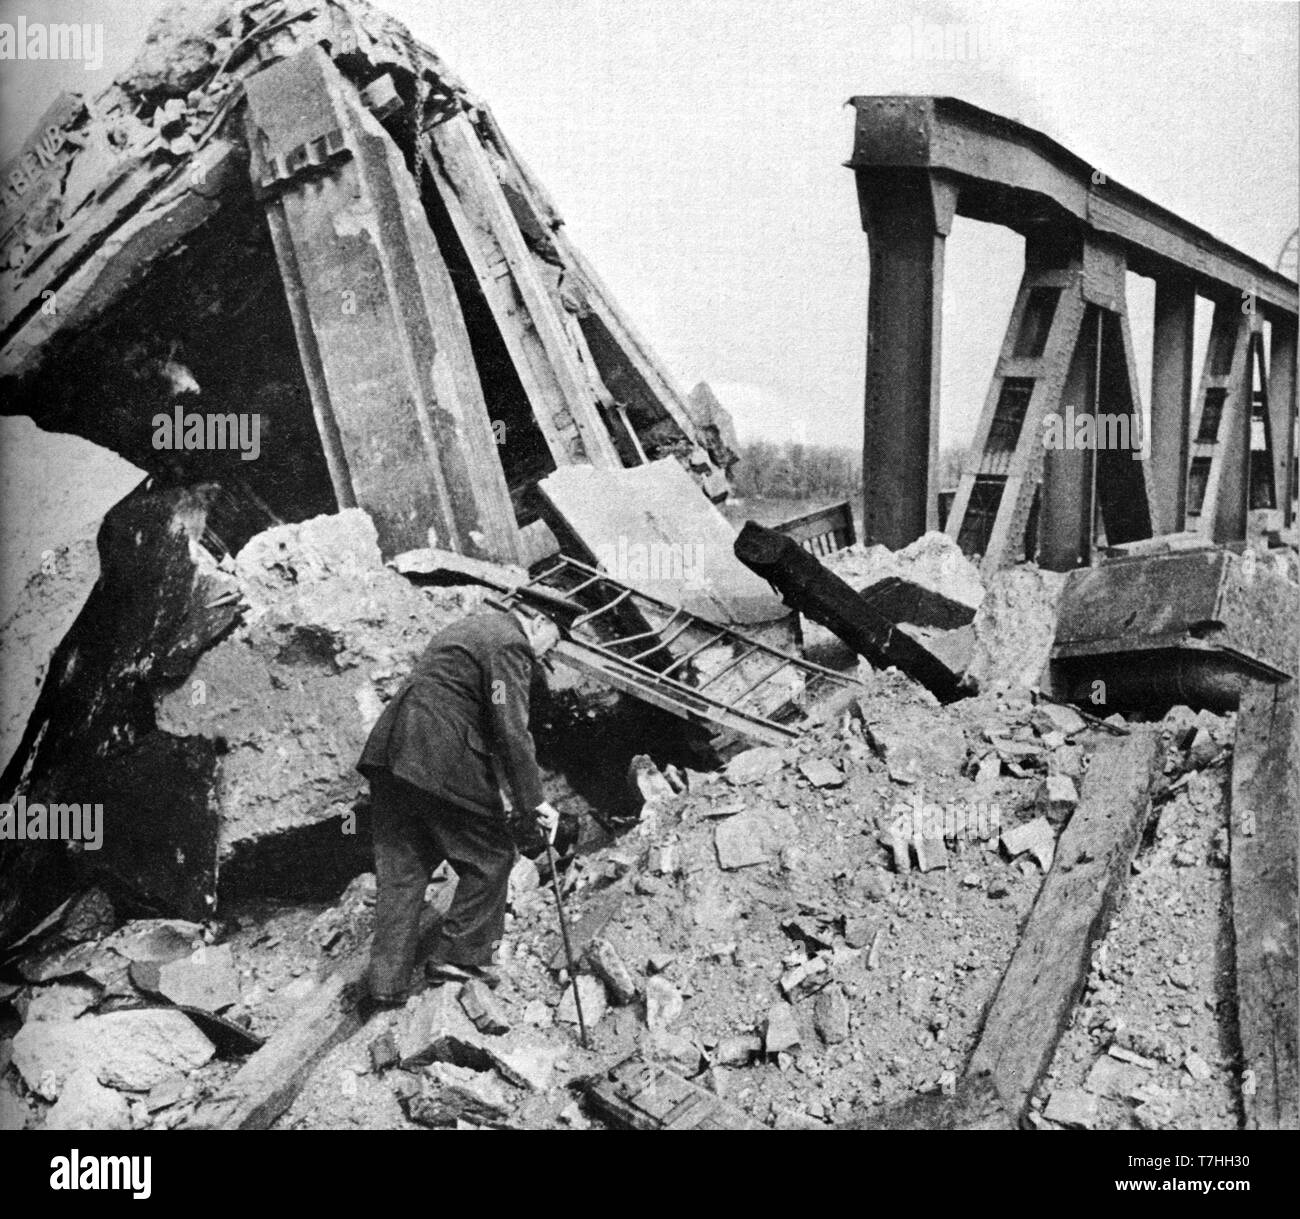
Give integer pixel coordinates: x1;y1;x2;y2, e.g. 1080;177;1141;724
396;985;488;1070
13;1008;215;1099
713;1034;763;1066
1032;702;1088;737
813;985;850;1045
764;1001;801;1054
15;979;100;1024
1001;817;1056;872
584;937;638;1006
825;531;985;630
488;1042;563;1093
724;747;785;785
1051;548;1299;712
101;920;205;966
867;712;967;784
714;807;797;870
404;1061;511;1128
139;943;240;1013
44;1067;132;1132
157;510;489;908
1043;1087;1097;1128
459;979;511;1035
1084;1054;1146;1099
965;564;1068;693
17;940;101;984
1039;775;1079;823
799;757;845;788
645;976;684;1032
557;976;607;1029
539;459;784;628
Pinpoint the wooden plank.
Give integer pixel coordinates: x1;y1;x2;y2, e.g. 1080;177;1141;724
1231;678;1300;1129
187;894;455;1130
423;112;620;470
967;728;1163;1123
186;948;368;1130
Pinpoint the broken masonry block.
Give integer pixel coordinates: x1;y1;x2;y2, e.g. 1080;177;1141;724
813;985;851;1046
712;1034;763;1066
799;757;845;788
396;985;491;1071
714;807;796;871
584;937;638;1006
404;1062;511;1128
557;975;608;1029
44;1068;132;1133
763;1002;801;1055
458;979;511;1035
1043;1088;1097;1129
913;833;949;873
1000;817;1055;872
1038;774;1079;823
644;975;684;1032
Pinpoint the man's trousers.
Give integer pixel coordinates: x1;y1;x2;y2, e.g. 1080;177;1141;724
367;769;516;999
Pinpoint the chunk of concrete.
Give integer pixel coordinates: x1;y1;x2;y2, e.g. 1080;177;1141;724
396;985;488;1070
459;979;511;1035
405;1062;511;1127
813;985;850;1045
964;565;1069;692
764;1002;800;1055
557;976;607;1029
1039;774;1079;823
867;710;967;784
101;919;205;966
714;806;797;870
825;532;985;630
151;943;240;1012
1001;817;1055;871
644;976;684;1032
799;758;845;789
725;747;785;785
487;1042;563;1093
13;1009;215;1099
16;980;100;1024
584;937;638;1006
43;1067;131;1131
1043;1087;1098;1128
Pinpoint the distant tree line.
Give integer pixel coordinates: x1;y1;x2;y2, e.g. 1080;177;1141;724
731;440;969;501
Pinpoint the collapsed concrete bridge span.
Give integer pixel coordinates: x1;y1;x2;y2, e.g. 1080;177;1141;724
0;0;732;564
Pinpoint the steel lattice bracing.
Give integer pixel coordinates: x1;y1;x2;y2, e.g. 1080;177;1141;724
849;96;1299;569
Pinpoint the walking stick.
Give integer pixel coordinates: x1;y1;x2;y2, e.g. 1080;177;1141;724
543;837;589;1049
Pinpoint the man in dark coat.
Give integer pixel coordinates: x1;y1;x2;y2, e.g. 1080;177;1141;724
358;603;560;1003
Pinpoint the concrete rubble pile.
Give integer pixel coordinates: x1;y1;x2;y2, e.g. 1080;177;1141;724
1;0;1297;1137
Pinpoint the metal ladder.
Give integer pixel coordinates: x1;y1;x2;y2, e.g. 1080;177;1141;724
500;555;864;747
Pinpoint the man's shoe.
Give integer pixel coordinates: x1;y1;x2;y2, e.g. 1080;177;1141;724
354;982;408;1019
424;960;502;990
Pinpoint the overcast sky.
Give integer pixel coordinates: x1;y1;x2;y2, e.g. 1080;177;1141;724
2;0;1297;451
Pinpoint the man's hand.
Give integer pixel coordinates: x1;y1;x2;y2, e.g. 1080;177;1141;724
533;801;559;846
